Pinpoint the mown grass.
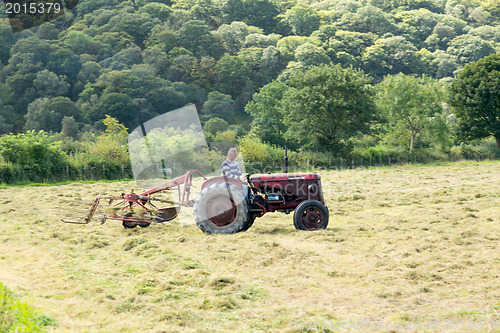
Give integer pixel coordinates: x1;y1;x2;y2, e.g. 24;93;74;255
0;161;498;332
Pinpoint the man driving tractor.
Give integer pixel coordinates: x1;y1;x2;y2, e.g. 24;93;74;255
221;147;248;196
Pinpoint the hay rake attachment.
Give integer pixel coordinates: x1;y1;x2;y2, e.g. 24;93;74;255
62;170;207;228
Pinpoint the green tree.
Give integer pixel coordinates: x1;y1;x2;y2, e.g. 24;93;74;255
61;31;93;54
90;92;138;128
216;55;251;97
204;117;230;136
394;9;440;47
338;5;396;36
142;46;171;78
61;116;79;138
24;97;80;132
189;0;222;29
424;23;456;51
279;64;376;152
201;91;236;122
4;53;41;114
244;33;279;48
9;36;53;64
294;43;330;67
238;47;265;84
215;22;248;54
245;80;289;146
240;0;279;33
446;34;496;66
103;12;158;46
276;36;321;61
168;55;199;83
482;0;500;24
145;26;177;53
448;52;500;147
77;61;102;83
37;23;60;40
177;20;224;58
324;30;376;68
376;73;446;152
0;22;17;65
282;5;320;36
75;0;121;16
84;115;129;161
138;3;172;20
0;83;14;133
33;69;69;97
94;31;136;53
100;46;142;70
362;35;423;80
259;46;285;84
46;46;82;81
91;65;189;119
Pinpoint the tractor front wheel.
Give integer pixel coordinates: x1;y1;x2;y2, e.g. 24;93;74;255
194;182;249;234
293;200;329;231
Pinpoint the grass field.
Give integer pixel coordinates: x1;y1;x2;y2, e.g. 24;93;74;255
0;161;499;332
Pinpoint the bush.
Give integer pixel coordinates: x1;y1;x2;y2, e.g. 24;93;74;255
455;138;500;160
82;116;129;162
0;131;69;182
0;162;25;184
0;282;57;332
67;153;132;180
238;134;268;163
215;130;236;143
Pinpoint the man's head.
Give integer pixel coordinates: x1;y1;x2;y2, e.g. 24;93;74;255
227;147;238;161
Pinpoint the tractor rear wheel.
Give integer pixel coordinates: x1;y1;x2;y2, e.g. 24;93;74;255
194;182;249;234
241;215;256;232
293;200;329;231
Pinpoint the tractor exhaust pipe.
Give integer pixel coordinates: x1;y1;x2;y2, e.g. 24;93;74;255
284;145;288;173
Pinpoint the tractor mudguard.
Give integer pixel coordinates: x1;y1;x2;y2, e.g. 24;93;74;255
201;176;244;191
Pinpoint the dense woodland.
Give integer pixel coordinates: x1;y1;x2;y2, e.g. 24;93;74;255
0;0;500;182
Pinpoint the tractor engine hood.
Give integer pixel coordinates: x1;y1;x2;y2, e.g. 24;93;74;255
250;172;321;184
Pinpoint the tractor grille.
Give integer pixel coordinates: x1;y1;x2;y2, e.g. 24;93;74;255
317;180;325;203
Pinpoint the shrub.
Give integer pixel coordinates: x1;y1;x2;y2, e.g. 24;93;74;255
215;130;236;143
0;131;69;182
0;282;57;332
82;116;129;162
238;134;268;163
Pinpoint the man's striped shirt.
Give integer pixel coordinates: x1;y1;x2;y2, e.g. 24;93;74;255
221;159;242;180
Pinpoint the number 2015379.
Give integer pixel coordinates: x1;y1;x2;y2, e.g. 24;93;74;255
5;2;61;14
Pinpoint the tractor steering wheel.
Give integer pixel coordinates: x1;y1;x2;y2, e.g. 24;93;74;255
246;172;255;183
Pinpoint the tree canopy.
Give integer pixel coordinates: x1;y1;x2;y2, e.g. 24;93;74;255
449;52;500;147
0;0;498;158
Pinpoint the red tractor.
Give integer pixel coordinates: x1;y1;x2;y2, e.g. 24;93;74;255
194;172;328;233
62;168;329;234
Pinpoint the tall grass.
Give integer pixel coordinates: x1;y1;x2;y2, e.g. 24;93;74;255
0;283;56;332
